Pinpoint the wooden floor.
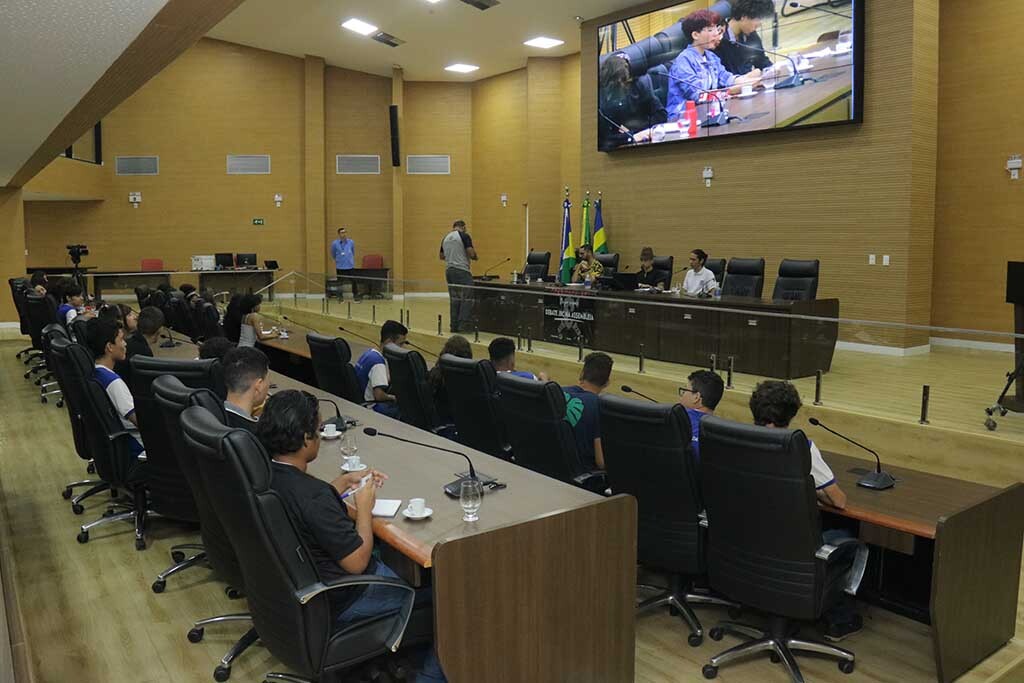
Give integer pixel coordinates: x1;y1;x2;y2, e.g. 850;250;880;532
2;341;1022;683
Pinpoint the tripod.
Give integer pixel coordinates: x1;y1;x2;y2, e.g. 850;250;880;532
985;356;1024;431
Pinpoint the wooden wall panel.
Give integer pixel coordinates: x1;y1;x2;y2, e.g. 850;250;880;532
324;66;393;274
525;60;562;266
0;190;26;322
560;53;583;251
24;39;305;276
402;82;473;291
931;0;1024;337
22;157;108;201
304;56;326;276
581;0;931;347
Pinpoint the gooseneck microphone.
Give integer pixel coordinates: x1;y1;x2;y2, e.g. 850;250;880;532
403;341;438;359
621;385;658;403
664;72;739;127
786;1;853;20
318;397;344;429
363;427;491;497
482;258;511;277
282;316;320;333
808;418;895;490
160;329;186;348
337;325;380;349
598;108;638;144
721;38;814;90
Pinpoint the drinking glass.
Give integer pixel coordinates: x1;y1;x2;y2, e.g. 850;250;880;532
460;479;483;522
340;430;357;459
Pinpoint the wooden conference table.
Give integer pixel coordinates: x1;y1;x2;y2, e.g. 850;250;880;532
157;338;638;683
473;281;839;379
89;269;276;301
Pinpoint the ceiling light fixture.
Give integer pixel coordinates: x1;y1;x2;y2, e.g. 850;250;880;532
524;37;564;49
424;0;443;3
445;63;479;73
342;18;378;36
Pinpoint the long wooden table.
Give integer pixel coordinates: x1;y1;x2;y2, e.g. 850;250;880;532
156;338;637;682
89;269;275;301
473;281;839;379
823;453;1024;683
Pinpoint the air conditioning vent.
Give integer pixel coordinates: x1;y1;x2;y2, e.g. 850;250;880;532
337;155;382;175
407;155;451;175
459;0;500;9
115;156;159;175
227;154;271;175
372;31;405;47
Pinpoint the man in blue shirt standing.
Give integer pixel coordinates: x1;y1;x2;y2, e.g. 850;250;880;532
666;9;762;119
563;352;614;471
330;227;356;299
677;369;724;463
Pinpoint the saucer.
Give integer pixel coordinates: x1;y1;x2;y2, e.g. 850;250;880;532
341;462;368;472
402;507;433;520
320;430;341;440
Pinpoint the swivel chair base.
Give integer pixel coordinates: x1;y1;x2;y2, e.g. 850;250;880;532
186;617;258;682
703;618;855;682
637;580;738;647
152;544;209;593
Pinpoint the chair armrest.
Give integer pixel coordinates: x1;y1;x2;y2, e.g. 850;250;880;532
698;510;708;529
573;470;608;494
816;537;868;596
107;429;135;443
295;575;416;653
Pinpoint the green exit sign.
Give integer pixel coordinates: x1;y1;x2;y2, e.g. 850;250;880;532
252;218;265;226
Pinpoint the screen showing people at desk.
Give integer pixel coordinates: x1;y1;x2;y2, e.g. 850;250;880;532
596;0;862;151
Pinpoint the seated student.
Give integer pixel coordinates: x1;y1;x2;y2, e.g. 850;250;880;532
85;317;145;457
221;346;270;429
714;0;775;75
563;352;613;470
748;379;860;640
682;249;719;296
238;293;279;347
571;244;605;284
354;320;407;418
199;336;236;360
678;369;725;462
427;335;472;425
30;270;49;296
257;391;447;682
488;337;548;381
597;52;668;151
637;247;670;290
57;282;93;327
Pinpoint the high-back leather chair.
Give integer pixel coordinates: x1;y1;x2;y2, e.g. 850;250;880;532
35;322;65;401
652;255;676;288
191;300;222;341
9;278;37;361
772;259;820;301
698;416;858;680
69;316;90;347
720;258;765;298
180;407;431;681
599;395;735;646
437;355;507;458
382;343;440;431
25;293;58;367
595;252;620;274
134;285;152;309
167;296;196;340
705;258;726;287
522;251;551;280
494;374;605;492
306;333;363;404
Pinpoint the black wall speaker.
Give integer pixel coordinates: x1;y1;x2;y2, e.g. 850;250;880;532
389;105;400;167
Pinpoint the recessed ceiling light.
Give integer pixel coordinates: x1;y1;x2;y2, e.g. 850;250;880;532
524;37;565;49
425;0;443;3
445;63;479;73
342;18;378;36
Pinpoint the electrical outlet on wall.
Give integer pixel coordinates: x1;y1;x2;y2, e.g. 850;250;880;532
868;254;876;265
883;255;891;266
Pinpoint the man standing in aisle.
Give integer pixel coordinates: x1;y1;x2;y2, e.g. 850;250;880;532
331;227;356;300
439;219;478;333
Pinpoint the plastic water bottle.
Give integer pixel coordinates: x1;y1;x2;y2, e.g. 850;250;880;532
584;273;592;290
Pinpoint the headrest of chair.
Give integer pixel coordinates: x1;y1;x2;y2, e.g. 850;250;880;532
65;342;96;378
42;323;69;340
495;374;566;414
438;353;477;374
180;405;270;496
700;415;810;478
152;374;192;410
306;332;352;364
727;258;765;277
130;355;219;384
652;255;674;272
526;251;551;266
383;342;424;368
778;259;820;279
599;393;679;424
595;253;619;267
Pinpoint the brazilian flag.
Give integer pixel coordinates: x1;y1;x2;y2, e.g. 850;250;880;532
559;198;576;284
593;197;608;254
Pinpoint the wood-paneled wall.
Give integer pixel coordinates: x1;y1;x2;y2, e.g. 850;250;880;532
0;190;26;322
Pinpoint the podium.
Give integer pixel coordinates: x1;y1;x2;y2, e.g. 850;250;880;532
1003;262;1024;411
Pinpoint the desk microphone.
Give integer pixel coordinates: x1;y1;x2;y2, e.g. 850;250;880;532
318;397;345;429
598;108;637;144
482;258;510;277
722;38;816;90
786;1;852;20
280;316;320;333
338;325;382;349
808;418;895;490
159;329;185;348
363;427;496;497
664;73;741;127
621;385;658;403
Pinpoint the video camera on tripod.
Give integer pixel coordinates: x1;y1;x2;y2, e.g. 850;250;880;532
66;244;89;265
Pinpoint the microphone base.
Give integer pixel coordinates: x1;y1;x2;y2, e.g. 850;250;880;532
159;340;180;348
323;415;357;431
443;471;497;498
857;470;896;490
774;74;817;90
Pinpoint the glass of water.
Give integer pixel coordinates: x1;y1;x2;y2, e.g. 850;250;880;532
340;429;357;459
459;479;483;522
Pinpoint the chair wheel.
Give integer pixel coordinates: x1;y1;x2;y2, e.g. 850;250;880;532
87;462;96;474
187;627;204;643
152;579;166;594
40;396;47;404
688;633;703;647
61;487;73;500
1001;408;1009;417
76;531;89;544
702;664;718;679
709;627;724;641
135;537;146;551
770;652;781;663
72;503;84;515
225;586;243;600
171;550;186;563
985;418;998;431
839;660;855;674
214;664;231;681
56;400;64;408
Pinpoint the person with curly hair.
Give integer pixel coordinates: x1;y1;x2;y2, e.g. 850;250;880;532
715;0;776;75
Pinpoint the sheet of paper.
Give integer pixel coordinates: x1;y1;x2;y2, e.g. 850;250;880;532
372;499;403;518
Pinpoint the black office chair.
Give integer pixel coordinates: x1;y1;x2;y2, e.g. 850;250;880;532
69;316;90;347
705;258;726;288
306;333;363;404
180;406;433;683
167;296;197;340
720;258;765;298
37;323;65;403
599;395;736;647
522;251;551;280
494;374;605;493
652;255;676;289
9;278;38;362
152;376;257;681
595;252;620;274
382;343;445;433
699;417;859;681
437;355;508;458
772;259;820;301
135;285;152;309
24;293;58;382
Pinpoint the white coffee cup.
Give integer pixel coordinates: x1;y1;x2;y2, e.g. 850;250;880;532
345;455;361;470
741;84;754;96
408;498;426;516
323;423;338;437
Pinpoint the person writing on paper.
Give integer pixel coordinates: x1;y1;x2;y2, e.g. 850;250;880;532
257;391;449;682
598;52;668;151
714;0;775;75
637;247;670;290
682;249;719;296
238;293;278;347
571;244;604;283
666;9;762;119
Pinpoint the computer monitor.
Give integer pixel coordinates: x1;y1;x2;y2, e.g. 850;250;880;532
236;253;257;268
214;253;234;269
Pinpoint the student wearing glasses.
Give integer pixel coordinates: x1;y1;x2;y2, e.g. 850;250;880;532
677;370;725;463
354;320;407;418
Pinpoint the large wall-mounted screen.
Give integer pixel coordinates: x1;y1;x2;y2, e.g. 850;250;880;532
597;0;863;151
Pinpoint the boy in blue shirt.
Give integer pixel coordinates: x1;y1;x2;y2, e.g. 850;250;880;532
354;320;406;418
563;352;614;471
678;369;725;463
85;317;145;457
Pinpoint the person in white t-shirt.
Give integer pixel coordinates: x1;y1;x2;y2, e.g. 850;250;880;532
682;249;719;296
85;317;145;458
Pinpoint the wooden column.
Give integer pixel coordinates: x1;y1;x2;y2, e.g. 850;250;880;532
0;189;26;323
304;55;326;276
391;67;405;284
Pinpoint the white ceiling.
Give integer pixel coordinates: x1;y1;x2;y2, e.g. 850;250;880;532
207;0;640;81
0;0;170;186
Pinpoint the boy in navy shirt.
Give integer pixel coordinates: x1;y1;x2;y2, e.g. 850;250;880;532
563;352;614;470
678;369;724;463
